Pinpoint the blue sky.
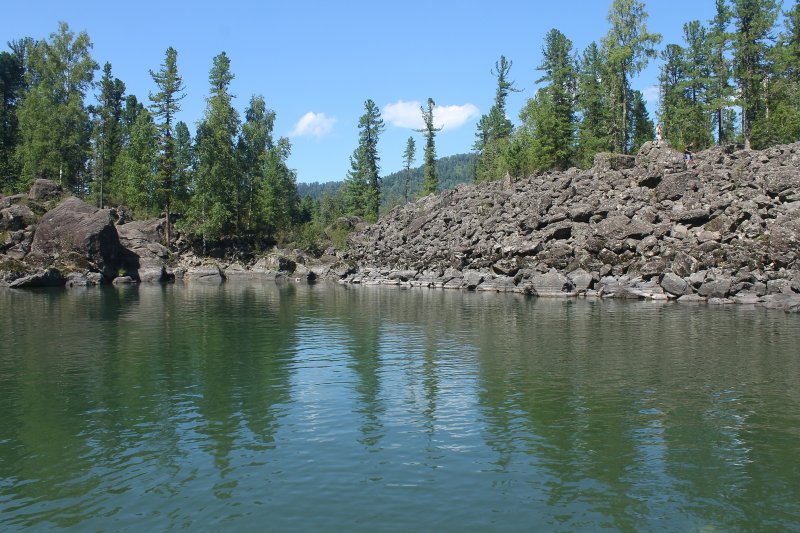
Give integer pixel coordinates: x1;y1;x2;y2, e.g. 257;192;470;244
2;1;722;183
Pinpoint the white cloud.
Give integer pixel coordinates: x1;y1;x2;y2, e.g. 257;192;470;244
290;112;336;139
642;85;660;104
383;100;480;132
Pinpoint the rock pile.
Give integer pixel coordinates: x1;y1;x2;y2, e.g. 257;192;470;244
340;141;800;312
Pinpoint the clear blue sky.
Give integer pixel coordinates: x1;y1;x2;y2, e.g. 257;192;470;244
2;0;723;183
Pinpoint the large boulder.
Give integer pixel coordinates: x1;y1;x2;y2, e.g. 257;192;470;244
116;218;171;282
635;141;687;187
8;267;65;288
28;179;63;201
30;197;132;279
0;203;36;231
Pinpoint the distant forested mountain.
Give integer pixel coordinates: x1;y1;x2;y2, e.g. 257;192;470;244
297;152;477;208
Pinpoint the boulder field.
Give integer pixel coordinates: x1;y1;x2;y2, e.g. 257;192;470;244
1;142;799;312
340;141;800;313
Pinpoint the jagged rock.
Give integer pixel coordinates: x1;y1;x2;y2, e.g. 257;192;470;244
9;267;65;288
593;152;635;171
30;197;134;279
463;270;484;290
697;278;732;299
0;194;27;209
116;218;171;282
0;204;36;231
28;179;63;201
594;215;653;240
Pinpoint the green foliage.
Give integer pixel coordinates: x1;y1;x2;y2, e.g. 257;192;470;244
92;62;126;207
418;98;441;196
731;0;780;147
576;42;614;167
15;22;98;190
602;0;662;153
111;108;159;215
474;56;520;182
0;47;25;191
188;52;240;240
402;136;415;202
149;47;185;241
343;99;384;220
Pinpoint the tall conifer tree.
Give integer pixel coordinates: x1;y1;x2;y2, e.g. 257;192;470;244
149;46;185;243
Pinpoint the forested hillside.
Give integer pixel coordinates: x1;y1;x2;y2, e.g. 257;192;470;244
1;0;799;248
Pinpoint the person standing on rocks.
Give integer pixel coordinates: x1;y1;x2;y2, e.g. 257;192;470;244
655;122;663;142
684;142;694;163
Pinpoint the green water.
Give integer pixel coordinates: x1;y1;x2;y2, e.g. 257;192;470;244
0;283;798;531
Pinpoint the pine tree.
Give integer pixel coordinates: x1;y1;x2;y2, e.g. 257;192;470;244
190;52;240;241
417;98;441;196
93;62;125;207
629;89;654;152
474;56;519;182
149;46;185;243
260;136;299;234
402;136;415;203
344;99;384;219
708;0;735;144
752;0;800;146
112;107;158;213
602;0;661;154
0;47;25;191
535;28;577;170
576;42;614;167
730;0;779;148
173;121;194;211
238;95;275;230
15;22;97;190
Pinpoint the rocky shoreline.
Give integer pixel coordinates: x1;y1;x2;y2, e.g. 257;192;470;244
340;141;800;313
1;141;799;313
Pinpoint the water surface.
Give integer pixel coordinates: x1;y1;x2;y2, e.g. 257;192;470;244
1;283;798;531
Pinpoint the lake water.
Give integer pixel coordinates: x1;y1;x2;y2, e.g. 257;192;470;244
1;283;798;531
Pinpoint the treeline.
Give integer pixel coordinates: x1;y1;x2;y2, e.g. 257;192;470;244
0;25;301;243
473;0;800;182
1;1;798;247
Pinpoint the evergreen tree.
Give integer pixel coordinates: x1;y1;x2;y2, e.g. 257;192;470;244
629;89;654;152
15;22;97;190
0;47;25;191
602;0;661;153
752;0;800;146
576;42;614;167
173;120;194;210
190;52;240;241
417;98;441;196
93;62;125;207
344;99;384;219
149;46;185;243
112;107;158;213
535;28;577;170
474;56;519;182
708;0;735;143
260;136;299;234
238;95;275;230
402;136;415;202
730;0;779;148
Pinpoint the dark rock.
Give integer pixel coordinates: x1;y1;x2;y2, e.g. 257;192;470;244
594;215;654;240
28;179;63;201
697;278;732;299
9;267;65;288
30;197;132;279
0;204;36;231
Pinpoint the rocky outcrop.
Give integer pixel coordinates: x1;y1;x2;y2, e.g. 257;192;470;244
337;141;800;313
116;218;172;282
29;196;134;280
28;179;63;201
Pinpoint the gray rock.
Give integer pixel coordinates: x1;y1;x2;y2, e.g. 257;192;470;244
30;197;133;279
698;278;732;299
529;270;574;297
28;179;63;201
184;265;225;283
660;272;689;296
9;267;65;288
0;204;36;231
